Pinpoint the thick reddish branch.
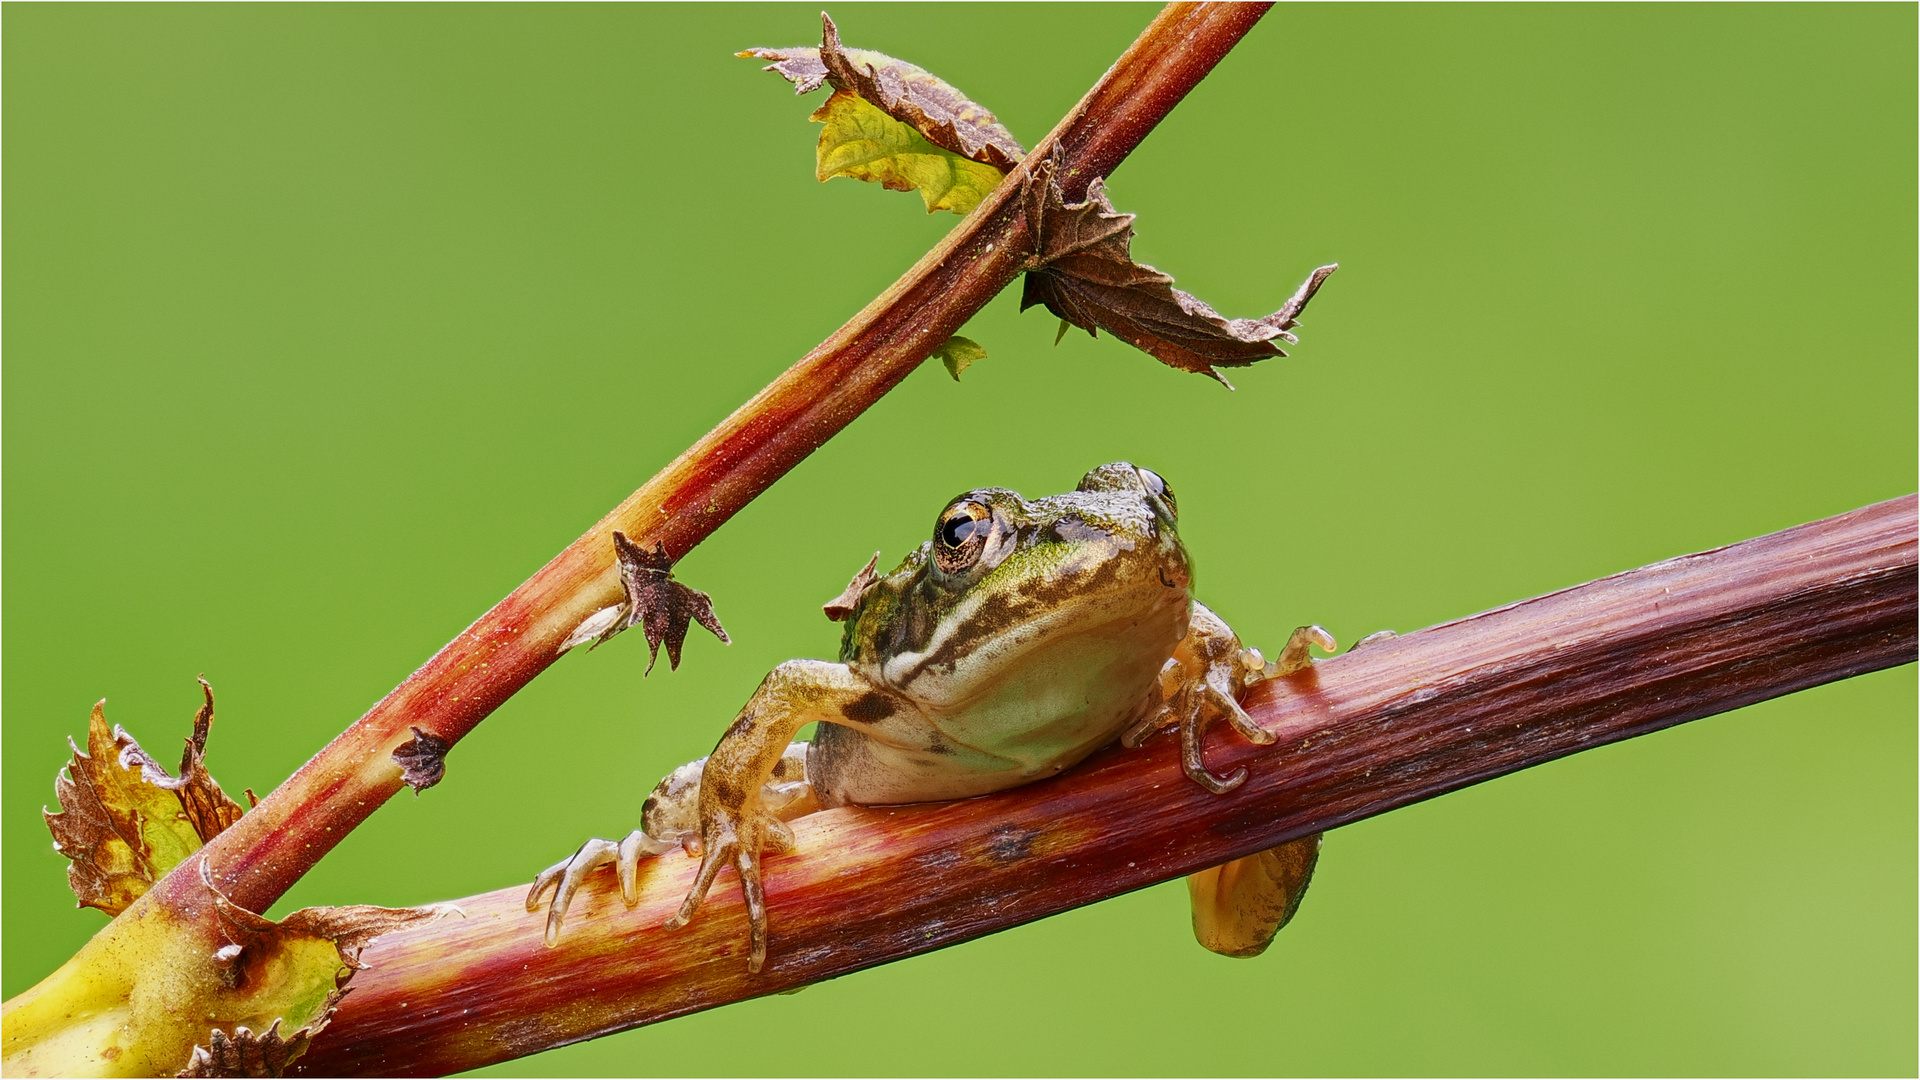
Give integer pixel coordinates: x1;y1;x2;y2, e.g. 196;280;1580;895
159;2;1274;916
295;496;1916;1077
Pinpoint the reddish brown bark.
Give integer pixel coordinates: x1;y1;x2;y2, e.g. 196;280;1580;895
154;2;1276;918
294;495;1916;1077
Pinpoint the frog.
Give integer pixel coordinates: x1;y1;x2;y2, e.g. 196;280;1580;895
529;462;1335;972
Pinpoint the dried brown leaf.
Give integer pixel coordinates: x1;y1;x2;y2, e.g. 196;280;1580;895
741;12;1025;171
588;531;730;673
277;903;451;969
1018;158;1337;386
390;726;449;794
153;679;248;842
176;1013;330;1078
45;686;244;916
823;552;881;621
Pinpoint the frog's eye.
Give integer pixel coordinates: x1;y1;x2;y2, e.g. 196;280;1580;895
934;501;992;572
1136;467;1177;519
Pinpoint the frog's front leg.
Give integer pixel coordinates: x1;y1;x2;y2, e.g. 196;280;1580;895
1123;604;1335;792
665;660;908;973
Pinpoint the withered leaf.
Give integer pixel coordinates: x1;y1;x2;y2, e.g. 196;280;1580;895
742;12;1025;171
179;862;451;1077
177;1015;326;1079
929;335;987;381
567;532;729;673
207;862;449;971
45;684;246;916
810;90;1004;215
274;903;453;970
149;678;247;842
390;726;448;794
1019;157;1338;386
823;552;881;621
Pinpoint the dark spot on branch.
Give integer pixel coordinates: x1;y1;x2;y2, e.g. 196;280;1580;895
391;727;449;794
984;824;1037;864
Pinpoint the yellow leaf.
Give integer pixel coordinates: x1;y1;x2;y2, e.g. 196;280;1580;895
43;683;247;917
811;90;1005;216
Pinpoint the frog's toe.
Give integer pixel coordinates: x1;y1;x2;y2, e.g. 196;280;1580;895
665;809;786;972
1205;678;1274;746
529;837;617;946
1180;713;1249;794
735;845;772;974
1268;624;1337;677
1350;629;1398;652
529;830;672;946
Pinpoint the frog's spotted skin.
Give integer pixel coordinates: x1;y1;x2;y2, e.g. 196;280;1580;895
530;463;1331;972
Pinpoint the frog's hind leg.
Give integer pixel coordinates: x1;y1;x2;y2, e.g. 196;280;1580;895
527;741;815;947
1130;607;1336;955
1188;834;1321;957
1183;624;1392;958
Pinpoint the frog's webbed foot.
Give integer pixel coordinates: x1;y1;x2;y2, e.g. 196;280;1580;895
1147;611;1338;957
528;830;675;946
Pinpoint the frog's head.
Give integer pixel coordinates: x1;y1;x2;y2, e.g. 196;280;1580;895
848;463;1193;707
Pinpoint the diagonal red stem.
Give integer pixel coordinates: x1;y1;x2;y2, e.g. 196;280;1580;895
293;496;1916;1076
155;2;1275;916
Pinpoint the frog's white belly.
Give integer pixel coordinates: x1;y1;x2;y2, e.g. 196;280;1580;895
811;601;1185;807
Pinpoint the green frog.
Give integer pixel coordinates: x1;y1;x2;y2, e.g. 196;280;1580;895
529;462;1333;971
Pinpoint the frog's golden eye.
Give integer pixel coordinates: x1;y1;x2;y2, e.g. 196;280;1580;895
934;501;991;572
1137;467;1177;519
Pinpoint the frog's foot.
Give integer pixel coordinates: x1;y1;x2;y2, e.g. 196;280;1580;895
1257;623;1339;680
1135;609;1338;793
528;830;675;946
1188;833;1322;958
663;801;797;974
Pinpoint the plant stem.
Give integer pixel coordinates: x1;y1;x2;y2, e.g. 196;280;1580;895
294;495;1916;1077
167;1;1274;916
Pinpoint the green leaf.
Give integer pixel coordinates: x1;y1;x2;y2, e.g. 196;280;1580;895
929;335;987;381
742;13;1023;215
811;91;1005;215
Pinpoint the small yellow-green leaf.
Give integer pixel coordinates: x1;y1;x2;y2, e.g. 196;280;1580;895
930;335;987;381
811;90;1005;216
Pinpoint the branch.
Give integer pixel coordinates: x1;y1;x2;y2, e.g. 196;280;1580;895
166;1;1275;917
295;496;1917;1076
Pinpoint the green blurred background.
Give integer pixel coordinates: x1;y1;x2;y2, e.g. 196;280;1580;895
5;4;1914;1075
